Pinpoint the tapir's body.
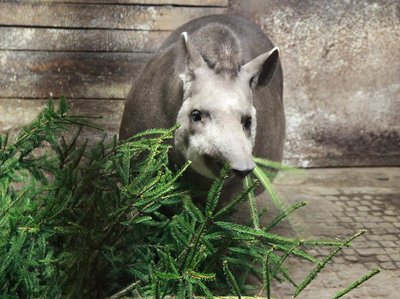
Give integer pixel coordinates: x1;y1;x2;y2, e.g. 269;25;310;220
120;15;285;194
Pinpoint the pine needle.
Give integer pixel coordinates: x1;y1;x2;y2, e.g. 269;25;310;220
244;176;260;229
223;260;241;298
332;268;380;299
253;165;287;213
265;201;307;231
293;230;366;297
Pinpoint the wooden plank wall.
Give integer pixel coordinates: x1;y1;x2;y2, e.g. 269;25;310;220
0;0;228;138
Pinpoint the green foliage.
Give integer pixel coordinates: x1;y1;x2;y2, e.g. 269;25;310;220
332;268;380;299
0;98;378;298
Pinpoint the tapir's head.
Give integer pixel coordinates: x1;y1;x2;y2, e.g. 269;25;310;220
174;32;279;179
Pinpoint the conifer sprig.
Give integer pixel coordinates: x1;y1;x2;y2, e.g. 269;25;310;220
294;230;366;297
332;268;380;299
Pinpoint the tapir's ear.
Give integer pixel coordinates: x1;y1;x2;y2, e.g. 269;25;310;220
179;32;205;71
241;47;279;87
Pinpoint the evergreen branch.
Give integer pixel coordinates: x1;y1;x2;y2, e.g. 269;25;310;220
181;221;207;271
103;158;181;239
105;200;161;248
177;279;186;299
180;167;229;272
271;241;302;280
206;165;229;216
214;179;258;219
279;266;298;288
145;161;191;198
183;195;205;223
253;166;286;213
215;221;303;246
125;125;179;141
66;114;103;119
109;281;141;299
0;188;28;219
185;279;194;299
185;270;215;281
265;201;306;231
253;156;302;172
223;257;256;274
156;271;181;280
259;247;275;298
332;268;380;299
244;176;259;229
223;260;241;298
197;281;214;299
0;133;9;149
264;244;320;265
302;239;346;247
0;233;27;275
151;263;161;299
57;118;103;130
294;230;366;297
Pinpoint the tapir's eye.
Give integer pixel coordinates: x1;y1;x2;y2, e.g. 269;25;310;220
244;117;252;130
191;110;202;122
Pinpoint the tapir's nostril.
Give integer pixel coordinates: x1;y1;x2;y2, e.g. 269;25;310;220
232;168;253;178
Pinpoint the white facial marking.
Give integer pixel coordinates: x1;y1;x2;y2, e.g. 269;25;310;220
175;65;256;178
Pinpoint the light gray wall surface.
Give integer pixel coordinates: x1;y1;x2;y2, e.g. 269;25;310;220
230;0;400;166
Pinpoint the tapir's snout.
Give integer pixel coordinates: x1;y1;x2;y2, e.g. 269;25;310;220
203;153;255;179
230;159;256;178
232;167;254;178
212;126;256;178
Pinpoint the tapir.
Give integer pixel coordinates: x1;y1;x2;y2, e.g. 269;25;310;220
120;15;285;198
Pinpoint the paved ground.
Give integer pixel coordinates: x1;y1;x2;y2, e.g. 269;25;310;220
261;167;400;298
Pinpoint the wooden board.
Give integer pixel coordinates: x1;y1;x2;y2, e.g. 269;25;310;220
0;27;169;52
0;2;227;30
32;0;228;6
0;98;125;143
0;51;151;99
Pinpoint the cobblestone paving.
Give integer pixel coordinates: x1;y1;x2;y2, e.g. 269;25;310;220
260;167;400;298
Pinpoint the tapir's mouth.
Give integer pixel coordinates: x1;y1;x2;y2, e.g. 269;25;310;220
203;154;224;177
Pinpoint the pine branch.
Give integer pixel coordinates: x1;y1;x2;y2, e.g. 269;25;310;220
244;176;259;229
253;156;303;172
206;165;230;216
223;260;241;298
259;247;275;298
253;165;286;213
109;281;141;299
294;230;366;297
332;268;380;299
265;201;307;231
271;241;302;280
214;179;258;219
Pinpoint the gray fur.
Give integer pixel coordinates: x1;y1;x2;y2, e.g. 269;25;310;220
120;15;285;188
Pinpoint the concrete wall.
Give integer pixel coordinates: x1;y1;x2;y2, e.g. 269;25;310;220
230;0;400;166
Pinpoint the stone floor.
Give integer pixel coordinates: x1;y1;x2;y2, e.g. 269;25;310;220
262;167;400;298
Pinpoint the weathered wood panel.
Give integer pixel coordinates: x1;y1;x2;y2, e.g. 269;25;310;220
0;27;169;52
0;51;151;99
34;0;228;6
0;98;124;142
0;2;226;30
